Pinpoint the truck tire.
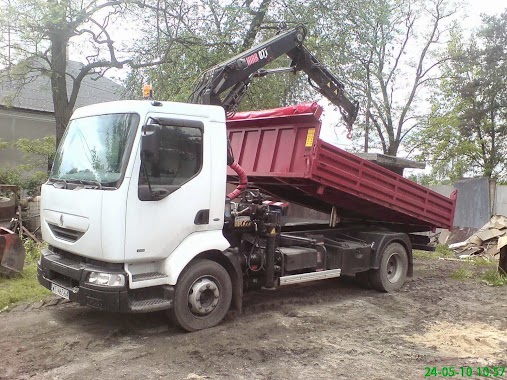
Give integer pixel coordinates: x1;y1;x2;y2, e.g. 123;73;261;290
369;242;408;292
170;259;232;332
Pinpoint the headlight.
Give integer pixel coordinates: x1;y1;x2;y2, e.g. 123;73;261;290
87;272;125;287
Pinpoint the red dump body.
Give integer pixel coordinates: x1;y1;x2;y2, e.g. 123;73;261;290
226;102;457;232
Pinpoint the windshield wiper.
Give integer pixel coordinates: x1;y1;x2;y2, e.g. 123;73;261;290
77;179;103;190
48;178;68;189
63;178;103;189
49;177;118;190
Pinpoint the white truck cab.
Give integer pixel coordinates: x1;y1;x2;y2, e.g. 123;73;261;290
38;100;234;322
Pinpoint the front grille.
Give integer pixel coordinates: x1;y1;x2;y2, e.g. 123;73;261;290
50;246;123;269
48;223;84;243
48;270;80;289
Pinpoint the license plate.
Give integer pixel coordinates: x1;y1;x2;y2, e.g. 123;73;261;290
51;283;70;300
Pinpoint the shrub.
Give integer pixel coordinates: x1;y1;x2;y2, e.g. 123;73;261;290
0;136;55;195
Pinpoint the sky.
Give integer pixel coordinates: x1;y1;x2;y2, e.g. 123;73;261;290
467;0;506;27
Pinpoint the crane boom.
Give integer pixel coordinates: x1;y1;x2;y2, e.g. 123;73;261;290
286;45;359;129
189;24;359;132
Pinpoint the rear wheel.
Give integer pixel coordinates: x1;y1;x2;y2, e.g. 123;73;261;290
170;259;232;332
369;242;408;292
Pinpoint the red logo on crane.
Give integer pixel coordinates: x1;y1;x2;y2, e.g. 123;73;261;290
245;48;269;67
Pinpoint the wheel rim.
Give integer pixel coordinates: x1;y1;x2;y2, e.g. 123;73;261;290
187;276;220;316
386;252;403;283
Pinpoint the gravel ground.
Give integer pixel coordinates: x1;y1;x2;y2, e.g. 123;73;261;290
1;257;506;380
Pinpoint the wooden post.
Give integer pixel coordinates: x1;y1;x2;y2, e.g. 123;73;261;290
499;246;507;276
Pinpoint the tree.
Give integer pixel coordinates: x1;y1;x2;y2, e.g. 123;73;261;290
126;0;308;112
311;0;458;156
411;11;507;181
0;0;179;148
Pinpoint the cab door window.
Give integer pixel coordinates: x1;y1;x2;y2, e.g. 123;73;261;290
139;125;202;200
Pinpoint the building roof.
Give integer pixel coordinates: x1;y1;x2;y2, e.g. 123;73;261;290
0;60;124;113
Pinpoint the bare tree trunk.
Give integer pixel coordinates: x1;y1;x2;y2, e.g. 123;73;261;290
49;35;72;149
241;0;272;50
387;142;398;156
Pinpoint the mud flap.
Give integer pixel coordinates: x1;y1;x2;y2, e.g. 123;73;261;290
0;228;26;276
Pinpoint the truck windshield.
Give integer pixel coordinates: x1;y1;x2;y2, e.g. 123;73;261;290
50;113;139;188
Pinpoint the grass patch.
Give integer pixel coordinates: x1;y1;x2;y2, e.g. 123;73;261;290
450;260;507;286
480;269;507;286
413;244;453;260
451;265;474;280
0;239;51;310
413;250;440;259
435;245;454;257
470;257;497;267
413;244;507;286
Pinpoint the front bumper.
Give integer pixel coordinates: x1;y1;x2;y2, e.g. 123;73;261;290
37;248;174;313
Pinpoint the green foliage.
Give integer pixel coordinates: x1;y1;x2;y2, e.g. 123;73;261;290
411;11;507;181
23;238;41;263
0;168;22;186
0;136;55;194
13;136;55;161
407;173;452;186
0;240;50;310
127;0;307;111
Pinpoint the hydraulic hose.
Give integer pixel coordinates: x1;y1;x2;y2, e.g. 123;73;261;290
227;162;248;200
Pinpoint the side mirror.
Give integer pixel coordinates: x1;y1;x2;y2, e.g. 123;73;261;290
141;123;161;158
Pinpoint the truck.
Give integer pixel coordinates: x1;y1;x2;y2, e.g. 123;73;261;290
37;25;457;331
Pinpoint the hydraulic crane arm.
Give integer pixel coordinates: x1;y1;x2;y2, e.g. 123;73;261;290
189;26;307;112
189;24;359;132
286;45;359;130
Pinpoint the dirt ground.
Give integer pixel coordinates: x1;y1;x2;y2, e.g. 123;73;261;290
1;257;506;380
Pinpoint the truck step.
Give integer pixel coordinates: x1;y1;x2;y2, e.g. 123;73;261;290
279;268;342;286
129;298;173;313
131;272;168;282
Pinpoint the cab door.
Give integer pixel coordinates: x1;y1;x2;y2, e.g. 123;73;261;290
124;115;212;262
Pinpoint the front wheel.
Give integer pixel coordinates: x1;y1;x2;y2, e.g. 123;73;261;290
170;259;232;332
369;242;408;292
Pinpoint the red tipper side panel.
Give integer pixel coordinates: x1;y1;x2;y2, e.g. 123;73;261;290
227;103;321;176
226;103;456;231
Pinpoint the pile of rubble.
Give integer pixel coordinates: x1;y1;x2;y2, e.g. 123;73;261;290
449;215;507;260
